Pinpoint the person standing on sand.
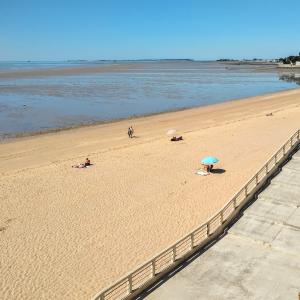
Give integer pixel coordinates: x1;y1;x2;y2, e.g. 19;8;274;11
130;126;134;137
128;127;132;138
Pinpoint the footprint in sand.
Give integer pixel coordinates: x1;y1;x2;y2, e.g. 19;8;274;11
0;226;7;232
0;218;14;233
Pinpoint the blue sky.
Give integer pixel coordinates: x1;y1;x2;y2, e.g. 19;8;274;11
1;0;300;60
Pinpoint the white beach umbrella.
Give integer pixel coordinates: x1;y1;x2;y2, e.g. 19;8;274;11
166;129;177;136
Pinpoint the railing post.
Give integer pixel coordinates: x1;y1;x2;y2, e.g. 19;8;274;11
128;275;133;294
283;145;286;155
290;137;293;147
275;153;277;164
207;222;210;236
255;174;258;185
190;233;194;249
220;210;224;224
245;186;248;197
266;164;269;174
98;294;104;300
233;197;237;209
151;260;155;277
172;246;176;262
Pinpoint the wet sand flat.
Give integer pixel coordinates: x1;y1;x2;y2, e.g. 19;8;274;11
0;89;300;299
0;63;138;78
1;61;298;139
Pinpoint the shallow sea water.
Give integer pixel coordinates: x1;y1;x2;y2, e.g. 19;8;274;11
0;61;299;139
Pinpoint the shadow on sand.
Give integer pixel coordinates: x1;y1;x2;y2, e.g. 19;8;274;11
210;168;226;174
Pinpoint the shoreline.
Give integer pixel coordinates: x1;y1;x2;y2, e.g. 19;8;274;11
1;87;299;144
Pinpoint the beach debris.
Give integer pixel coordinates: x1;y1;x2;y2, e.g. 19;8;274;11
266;112;273;116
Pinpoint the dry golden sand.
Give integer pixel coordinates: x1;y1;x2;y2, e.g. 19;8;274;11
1;89;300;299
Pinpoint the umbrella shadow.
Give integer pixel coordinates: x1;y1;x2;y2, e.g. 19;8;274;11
210;168;226;174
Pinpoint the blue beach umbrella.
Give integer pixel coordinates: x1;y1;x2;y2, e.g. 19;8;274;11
201;156;219;165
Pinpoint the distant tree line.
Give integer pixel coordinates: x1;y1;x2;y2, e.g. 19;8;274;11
217;58;269;62
279;52;300;64
217;59;238;62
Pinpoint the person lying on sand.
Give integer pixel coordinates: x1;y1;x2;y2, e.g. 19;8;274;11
202;164;209;172
72;158;91;168
170;136;183;141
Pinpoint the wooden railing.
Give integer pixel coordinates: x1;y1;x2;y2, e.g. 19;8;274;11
93;129;300;300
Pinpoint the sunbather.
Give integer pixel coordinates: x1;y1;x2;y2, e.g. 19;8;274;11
170;136;183;141
72;158;91;168
201;164;214;172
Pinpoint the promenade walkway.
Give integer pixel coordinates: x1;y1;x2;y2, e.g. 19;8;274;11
144;150;300;300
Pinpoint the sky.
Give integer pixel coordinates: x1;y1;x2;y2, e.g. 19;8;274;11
1;0;300;61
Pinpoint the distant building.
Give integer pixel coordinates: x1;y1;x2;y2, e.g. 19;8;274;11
277;61;300;68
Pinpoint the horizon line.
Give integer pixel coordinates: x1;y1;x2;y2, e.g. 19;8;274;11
0;57;279;63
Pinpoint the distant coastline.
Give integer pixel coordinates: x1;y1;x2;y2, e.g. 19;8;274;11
0;59;279;79
0;60;198;78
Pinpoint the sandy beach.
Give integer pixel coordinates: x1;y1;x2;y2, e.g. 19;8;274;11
1;88;300;299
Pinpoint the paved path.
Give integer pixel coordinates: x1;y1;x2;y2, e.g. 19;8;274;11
145;150;300;300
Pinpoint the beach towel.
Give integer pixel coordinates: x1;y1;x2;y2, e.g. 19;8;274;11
195;170;209;176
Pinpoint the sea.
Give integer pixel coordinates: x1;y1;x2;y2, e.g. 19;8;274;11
0;60;299;140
